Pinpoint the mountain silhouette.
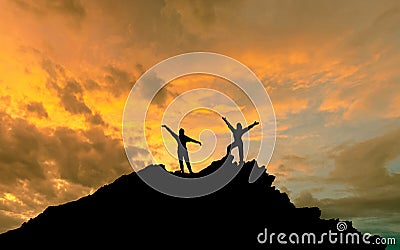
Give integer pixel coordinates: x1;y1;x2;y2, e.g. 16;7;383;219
0;156;386;249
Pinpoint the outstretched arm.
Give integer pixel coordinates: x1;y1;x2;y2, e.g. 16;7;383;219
243;121;259;133
222;117;235;133
161;125;179;141
185;136;202;146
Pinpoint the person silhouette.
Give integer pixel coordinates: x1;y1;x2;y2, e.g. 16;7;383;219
162;125;201;174
222;117;259;165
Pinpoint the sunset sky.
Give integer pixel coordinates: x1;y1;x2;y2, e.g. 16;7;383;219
0;0;399;240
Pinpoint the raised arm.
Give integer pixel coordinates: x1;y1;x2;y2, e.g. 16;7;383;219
222;117;235;133
243;121;259;133
161;125;179;141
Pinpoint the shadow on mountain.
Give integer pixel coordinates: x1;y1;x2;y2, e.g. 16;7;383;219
0;156;386;249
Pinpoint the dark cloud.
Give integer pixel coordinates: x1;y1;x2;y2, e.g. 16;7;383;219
295;189;400;222
0;113;46;185
64;79;83;93
330;128;400;190
293;129;400;230
46;0;85;18
26;101;49;118
41;58;107;125
13;0;85;20
140;71;169;107
51;127;133;187
84;79;101;91
348;6;400;49
322;128;400;217
103;65;134;97
0;112;135;233
55;79;92;115
41;59;66;81
87;112;105;126
135;64;145;75
294;191;320;208
63;86;90;114
91;0;204;54
107;0;359;53
0;112;132;188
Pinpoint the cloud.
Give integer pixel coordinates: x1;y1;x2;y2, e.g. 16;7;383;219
125;0;200;51
45;0;85;19
292;129;400;233
0;113;46;185
0;211;24;234
125;145;147;158
268;153;312;180
84;79;101;91
0;112;132;187
53;79;91;115
103;65;134;97
51;127;134;187
26;102;49;118
330;128;400;190
1;0;400;236
266;82;310;119
41;59;66;81
87;112;105;126
140;71;169;107
41;58;108;126
0;110;137;232
294;189;400;226
13;0;85;20
294;191;320;208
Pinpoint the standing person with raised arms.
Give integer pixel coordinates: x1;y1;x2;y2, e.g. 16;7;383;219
222;116;259;165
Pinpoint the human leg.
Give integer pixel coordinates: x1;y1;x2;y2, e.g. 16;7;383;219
178;150;184;173
183;150;193;174
238;141;244;164
226;143;232;156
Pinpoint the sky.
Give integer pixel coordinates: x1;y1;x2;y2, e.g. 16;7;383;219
0;0;399;241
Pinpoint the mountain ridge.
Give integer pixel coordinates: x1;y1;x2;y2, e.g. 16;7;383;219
0;156;386;249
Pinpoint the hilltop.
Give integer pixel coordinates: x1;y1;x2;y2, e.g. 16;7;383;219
0;156;386;249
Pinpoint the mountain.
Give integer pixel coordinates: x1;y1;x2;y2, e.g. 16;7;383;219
0;156;386;249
